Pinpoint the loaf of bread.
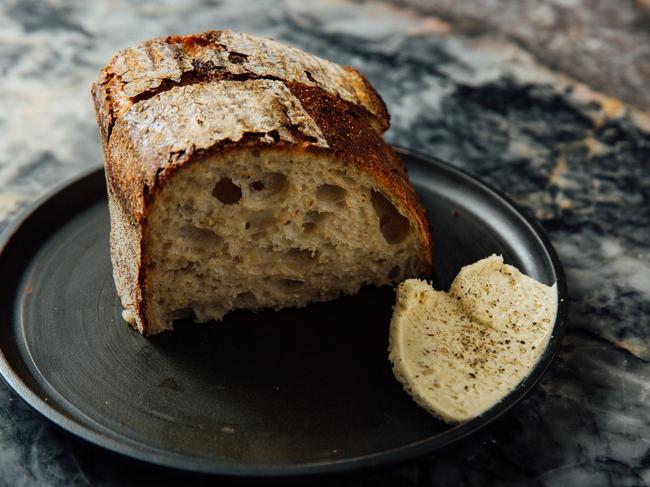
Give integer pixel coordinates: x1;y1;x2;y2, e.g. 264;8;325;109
92;30;433;335
389;255;556;423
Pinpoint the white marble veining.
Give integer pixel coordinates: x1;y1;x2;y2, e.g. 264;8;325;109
0;0;649;485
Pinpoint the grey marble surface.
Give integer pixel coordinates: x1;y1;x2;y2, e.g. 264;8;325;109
1;0;649;485
392;0;650;112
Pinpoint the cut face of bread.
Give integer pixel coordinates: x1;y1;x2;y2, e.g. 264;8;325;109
389;256;557;423
94;31;432;335
146;148;426;333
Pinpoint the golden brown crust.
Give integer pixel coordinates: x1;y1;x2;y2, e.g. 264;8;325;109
106;181;145;333
91;30;389;141
93;31;432;334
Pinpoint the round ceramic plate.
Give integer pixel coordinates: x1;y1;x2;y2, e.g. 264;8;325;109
0;148;567;477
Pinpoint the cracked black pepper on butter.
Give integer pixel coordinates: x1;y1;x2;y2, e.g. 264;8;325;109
389;255;557;423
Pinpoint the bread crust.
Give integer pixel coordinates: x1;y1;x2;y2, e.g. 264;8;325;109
93;31;432;334
92;30;389;143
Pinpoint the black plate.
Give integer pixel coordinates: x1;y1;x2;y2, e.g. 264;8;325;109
0;148;567;477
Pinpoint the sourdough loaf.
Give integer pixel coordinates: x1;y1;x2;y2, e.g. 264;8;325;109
92;30;433;335
389;255;556;423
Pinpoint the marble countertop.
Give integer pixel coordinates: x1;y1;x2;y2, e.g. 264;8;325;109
1;1;649;485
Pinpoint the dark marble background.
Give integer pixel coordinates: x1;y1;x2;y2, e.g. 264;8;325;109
0;1;649;485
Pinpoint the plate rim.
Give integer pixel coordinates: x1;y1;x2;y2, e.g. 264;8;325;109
0;147;568;477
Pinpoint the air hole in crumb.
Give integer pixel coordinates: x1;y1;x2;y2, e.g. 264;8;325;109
234;291;257;307
178;225;221;246
170;261;194;273
316;184;347;203
287;248;319;265
254;172;288;198
371;190;410;244
305;70;315;82
302;210;331;234
279;279;305;289
168;307;195;322
388;265;400;280
212;177;242;204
